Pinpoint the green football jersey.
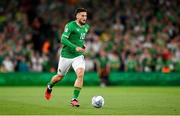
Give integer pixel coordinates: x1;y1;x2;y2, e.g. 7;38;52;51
60;21;90;58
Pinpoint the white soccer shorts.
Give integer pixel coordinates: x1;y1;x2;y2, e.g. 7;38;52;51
57;55;85;76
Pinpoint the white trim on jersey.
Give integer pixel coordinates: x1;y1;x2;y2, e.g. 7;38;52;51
62;34;69;38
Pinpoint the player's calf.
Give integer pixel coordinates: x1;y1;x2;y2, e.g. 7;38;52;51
74;68;84;87
45;74;64;100
51;74;64;85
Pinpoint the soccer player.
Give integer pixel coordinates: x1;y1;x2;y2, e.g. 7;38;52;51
45;8;90;107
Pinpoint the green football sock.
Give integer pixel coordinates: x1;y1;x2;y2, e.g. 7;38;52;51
72;87;81;99
48;82;55;88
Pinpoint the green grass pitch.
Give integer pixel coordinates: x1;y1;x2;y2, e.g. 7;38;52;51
0;86;180;115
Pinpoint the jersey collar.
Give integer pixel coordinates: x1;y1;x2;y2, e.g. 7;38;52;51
75;20;84;28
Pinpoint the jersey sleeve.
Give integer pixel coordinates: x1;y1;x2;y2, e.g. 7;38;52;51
61;23;77;49
85;24;90;33
62;24;72;38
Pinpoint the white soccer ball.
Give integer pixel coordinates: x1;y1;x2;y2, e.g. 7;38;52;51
91;96;104;108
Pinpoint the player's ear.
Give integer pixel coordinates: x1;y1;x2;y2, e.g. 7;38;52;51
76;13;79;19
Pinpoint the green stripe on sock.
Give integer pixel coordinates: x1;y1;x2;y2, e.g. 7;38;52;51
73;87;81;99
48;82;55;88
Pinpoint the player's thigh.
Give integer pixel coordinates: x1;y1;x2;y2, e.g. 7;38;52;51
72;55;85;72
57;56;72;76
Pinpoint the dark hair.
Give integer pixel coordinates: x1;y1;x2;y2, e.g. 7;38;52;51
74;8;87;16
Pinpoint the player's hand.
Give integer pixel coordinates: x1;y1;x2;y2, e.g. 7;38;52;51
76;47;85;52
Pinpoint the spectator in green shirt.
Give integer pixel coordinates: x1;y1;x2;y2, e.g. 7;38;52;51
96;49;110;87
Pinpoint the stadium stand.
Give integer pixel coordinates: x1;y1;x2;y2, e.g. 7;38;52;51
0;0;179;72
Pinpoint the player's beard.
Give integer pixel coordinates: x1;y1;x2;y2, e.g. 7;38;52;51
79;20;86;25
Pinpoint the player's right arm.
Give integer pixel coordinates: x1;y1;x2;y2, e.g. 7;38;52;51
61;24;85;52
61;24;77;49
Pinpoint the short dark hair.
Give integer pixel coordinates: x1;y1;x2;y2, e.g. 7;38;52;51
74;8;87;16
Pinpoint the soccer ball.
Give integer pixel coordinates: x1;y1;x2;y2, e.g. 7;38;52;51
91;96;104;108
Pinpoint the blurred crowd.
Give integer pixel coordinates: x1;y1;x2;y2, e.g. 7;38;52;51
0;0;179;73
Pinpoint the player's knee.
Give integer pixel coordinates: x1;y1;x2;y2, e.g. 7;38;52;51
56;74;64;81
76;68;84;78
